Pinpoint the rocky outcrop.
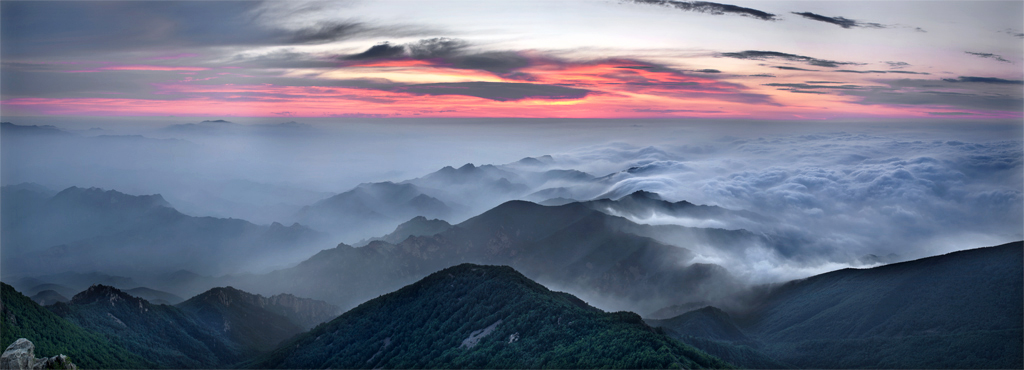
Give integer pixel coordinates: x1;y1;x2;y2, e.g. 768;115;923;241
0;338;77;370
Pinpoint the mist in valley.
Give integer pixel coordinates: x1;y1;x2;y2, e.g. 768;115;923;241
2;116;1021;315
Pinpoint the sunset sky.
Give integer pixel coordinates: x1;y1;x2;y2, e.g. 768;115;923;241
2;0;1022;119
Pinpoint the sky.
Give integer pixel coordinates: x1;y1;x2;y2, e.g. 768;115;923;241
2;0;1023;120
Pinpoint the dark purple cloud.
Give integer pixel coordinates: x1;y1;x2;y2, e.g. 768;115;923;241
720;50;861;68
791;12;886;29
965;52;1012;63
628;0;777;21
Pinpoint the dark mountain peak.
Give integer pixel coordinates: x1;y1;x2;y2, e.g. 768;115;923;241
458;163;476;171
200;119;233;124
189;286;261;307
252;263;729;369
51;186;172;209
358;214;453;246
1;121;72;136
691;305;731;319
650;305;749;343
407;193;442;204
356;181;419;195
70;284;145;306
620;189;663;201
514;156;544;166
510;155;555;167
394;215;451;231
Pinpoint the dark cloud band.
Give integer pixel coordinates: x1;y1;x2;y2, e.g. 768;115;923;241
791;12;886;29
720;50;860;68
965;52;1012;63
628;0;777;21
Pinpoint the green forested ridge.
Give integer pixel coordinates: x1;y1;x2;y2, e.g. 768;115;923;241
49;284;243;368
1;283;150;369
250;263;733;369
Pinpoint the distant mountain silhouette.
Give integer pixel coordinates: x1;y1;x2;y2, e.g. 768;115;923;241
249;264;730;369
0;122;72;137
2;186;328;277
355;216;453;247
29;290;69;306
295;182;452;242
585;190;769;224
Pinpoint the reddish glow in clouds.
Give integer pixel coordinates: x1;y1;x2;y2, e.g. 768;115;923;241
2;58;1020;119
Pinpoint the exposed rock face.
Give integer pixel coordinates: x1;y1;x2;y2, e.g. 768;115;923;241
0;338;77;370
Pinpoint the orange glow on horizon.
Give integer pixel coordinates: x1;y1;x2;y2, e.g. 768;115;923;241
5;56;1018;120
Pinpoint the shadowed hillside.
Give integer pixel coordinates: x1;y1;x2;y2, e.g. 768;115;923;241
249;263;732;369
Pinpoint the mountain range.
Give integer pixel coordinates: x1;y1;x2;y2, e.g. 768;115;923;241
3;282;339;368
647;241;1024;369
1;185;330;277
238;194;756;314
2;123;1020;369
3;242;1021;369
248;263;729;369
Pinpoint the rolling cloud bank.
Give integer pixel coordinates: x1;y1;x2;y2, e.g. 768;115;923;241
2;118;1019;313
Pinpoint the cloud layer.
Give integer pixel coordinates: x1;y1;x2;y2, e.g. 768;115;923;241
543;129;1022;283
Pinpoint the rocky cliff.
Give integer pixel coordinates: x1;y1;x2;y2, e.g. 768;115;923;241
0;338;77;370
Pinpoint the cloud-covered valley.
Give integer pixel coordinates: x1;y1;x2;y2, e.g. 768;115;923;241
2;118;1019;294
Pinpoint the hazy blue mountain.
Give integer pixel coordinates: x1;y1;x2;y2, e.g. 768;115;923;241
0;122;72;137
8;273;136;298
410;163;527;189
295;162;592;243
245;199;743;314
125;287;184;305
585;190;769;224
248;264;731;369
355;216;453;247
295;181;453;242
1;283;151;369
48;285;243;368
159;120;316;137
160;119;240;135
23;283;78;300
2;186;329;277
29;290;69;306
650;241;1024;369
